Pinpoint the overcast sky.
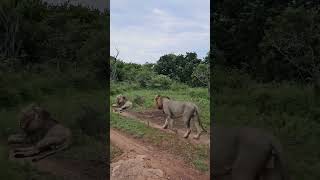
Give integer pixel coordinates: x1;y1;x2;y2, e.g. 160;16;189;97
111;0;210;64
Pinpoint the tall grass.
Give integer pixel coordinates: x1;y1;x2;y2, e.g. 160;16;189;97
213;66;320;180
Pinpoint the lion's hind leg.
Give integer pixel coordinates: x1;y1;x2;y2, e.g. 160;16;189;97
192;115;205;139
183;115;192;138
31;141;70;162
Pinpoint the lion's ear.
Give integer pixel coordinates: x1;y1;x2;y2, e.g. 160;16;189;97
154;95;161;101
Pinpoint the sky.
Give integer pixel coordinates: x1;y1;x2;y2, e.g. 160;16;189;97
111;0;210;64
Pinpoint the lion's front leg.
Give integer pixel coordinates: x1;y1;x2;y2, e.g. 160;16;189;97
13;146;40;158
184;129;191;138
13;146;35;152
8;133;27;144
162;118;169;129
114;107;123;113
168;117;178;134
13;136;58;158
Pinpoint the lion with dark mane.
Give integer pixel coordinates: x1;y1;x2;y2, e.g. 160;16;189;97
7;103;72;162
154;95;206;139
112;94;133;113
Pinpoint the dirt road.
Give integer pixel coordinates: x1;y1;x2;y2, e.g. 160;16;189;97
110;128;210;180
7;145;107;180
117;109;210;146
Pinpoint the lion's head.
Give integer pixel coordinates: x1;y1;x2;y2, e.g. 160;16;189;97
154;95;170;110
19;103;52;133
116;94;127;107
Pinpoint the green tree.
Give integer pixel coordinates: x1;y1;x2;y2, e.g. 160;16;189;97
192;63;209;87
154;52;202;85
260;6;320;98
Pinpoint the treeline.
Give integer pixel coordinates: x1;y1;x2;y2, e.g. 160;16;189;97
0;0;108;80
110;52;209;89
213;0;320;87
0;0;108;108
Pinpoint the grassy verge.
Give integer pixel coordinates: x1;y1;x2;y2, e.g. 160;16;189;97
110;112;209;172
110;84;210;129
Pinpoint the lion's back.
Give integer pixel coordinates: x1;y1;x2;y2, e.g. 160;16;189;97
46;124;71;139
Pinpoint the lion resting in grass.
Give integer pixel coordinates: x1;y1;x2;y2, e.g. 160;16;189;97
154;95;206;139
112;94;133;113
7;103;72;162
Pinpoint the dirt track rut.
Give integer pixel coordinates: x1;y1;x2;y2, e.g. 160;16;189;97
110;129;210;180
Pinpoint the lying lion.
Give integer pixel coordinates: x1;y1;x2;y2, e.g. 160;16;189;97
8;103;72;162
154;95;206;139
112;94;133;113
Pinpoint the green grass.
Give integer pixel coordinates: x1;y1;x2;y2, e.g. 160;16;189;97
213;66;320;180
110;112;209;172
110;82;210;129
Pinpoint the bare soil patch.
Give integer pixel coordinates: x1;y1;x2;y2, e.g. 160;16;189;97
7;144;107;180
110;129;209;180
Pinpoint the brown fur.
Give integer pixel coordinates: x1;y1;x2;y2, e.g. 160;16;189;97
8;104;72;162
212;126;289;180
154;95;170;110
112;95;133;112
154;95;206;139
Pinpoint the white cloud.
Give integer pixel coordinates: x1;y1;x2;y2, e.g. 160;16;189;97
111;1;209;64
152;8;167;16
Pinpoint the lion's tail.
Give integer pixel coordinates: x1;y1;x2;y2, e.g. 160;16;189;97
270;136;290;180
194;106;207;132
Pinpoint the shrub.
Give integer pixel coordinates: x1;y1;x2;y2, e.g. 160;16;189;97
133;95;145;106
149;74;172;90
75;104;107;141
136;70;154;88
170;81;189;91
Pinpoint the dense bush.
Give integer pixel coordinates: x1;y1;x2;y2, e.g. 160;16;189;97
136;69;154;88
133;95;145;106
149;74;172;90
110;52;209;88
0;1;108;110
213;66;320;179
0;0;108;84
75;104;107;141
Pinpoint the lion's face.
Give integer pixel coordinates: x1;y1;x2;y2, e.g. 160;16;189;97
154;95;163;110
117;95;127;106
19;105;50;133
20;111;36;130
